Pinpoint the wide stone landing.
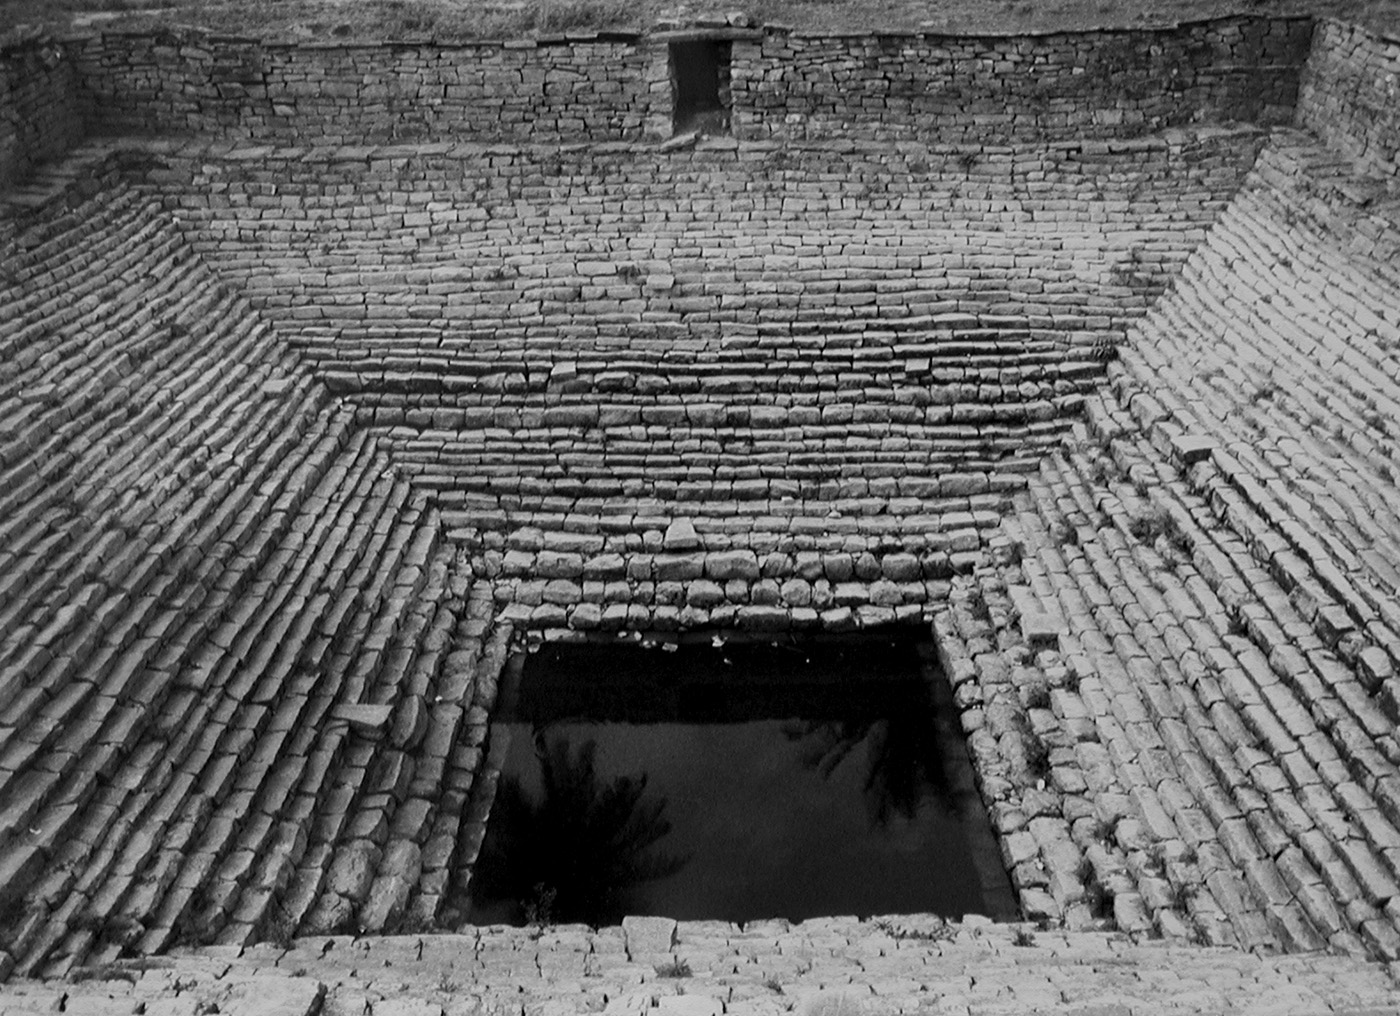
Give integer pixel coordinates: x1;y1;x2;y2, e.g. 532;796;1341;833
2;918;1398;1015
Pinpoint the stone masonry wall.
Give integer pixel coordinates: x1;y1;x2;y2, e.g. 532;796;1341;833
729;17;1313;140
75;32;656;143
58;17;1313;147
1296;19;1400;180
0;38;89;188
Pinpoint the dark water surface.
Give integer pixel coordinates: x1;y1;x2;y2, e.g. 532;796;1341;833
468;631;1016;927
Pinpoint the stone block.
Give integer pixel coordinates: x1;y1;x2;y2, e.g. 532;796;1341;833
570;603;602;629
686;580;726;608
655;554;705;581
331;703;393;732
751;578;781;605
737;605;790;631
1171;433;1217;464
542;579;582;605
780;578;813;607
663;517;701;551
367;1001;444;1016
622;915;676;958
220;978;328;1016
656;997;723;1016
880;553;921;581
704;550;759;581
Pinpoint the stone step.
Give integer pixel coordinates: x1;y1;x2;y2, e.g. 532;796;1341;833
5;917;1399;1016
407;583;506;928
1023;132;1400;959
7;417;362;976
1107;143;1400;694
182;442;408;951
1019;461;1321;957
280;490;455;938
153;470;422;946
354;546;464;933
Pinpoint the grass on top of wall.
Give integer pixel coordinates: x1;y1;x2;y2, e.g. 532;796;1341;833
4;0;1400;42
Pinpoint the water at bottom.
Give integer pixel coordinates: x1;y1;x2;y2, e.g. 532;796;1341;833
466;634;1015;927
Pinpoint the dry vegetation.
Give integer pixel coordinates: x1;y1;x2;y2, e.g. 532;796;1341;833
2;0;1399;41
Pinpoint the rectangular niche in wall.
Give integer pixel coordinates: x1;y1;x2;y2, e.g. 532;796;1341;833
670;39;732;135
464;628;1017;928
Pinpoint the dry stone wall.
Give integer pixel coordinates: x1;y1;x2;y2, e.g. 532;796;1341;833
35;16;1313;149
12;16;1400;188
731;17;1313;140
0;38;89;189
1297;19;1400;181
75;33;656;143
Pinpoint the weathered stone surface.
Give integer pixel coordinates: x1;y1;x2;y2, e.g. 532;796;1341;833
737;605;790;631
780;578;813;607
221;978;327;1016
536;551;584;578
332;703;394;732
686;580;727;609
663;518;701;551
704;550;760;582
655;554;705;581
1170;433;1217;464
622;915;676;958
655;996;723;1016
1020;611;1065;647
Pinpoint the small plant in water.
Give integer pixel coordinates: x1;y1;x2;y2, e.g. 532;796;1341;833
1011;927;1036;947
763;976;785;994
654;957;692;978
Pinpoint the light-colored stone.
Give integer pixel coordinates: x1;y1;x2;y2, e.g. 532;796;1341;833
622;915;676;958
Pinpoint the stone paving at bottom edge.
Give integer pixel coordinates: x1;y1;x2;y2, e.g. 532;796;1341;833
2;916;1398;1015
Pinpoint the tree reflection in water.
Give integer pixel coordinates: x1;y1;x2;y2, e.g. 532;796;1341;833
784;690;957;828
472;729;688;926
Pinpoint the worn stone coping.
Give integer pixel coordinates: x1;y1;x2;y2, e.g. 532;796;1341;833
119;122;1264;161
3;918;1399;1015
0;11;1324;54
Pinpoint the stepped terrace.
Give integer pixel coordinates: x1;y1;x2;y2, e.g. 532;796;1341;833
2;9;1400;1014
